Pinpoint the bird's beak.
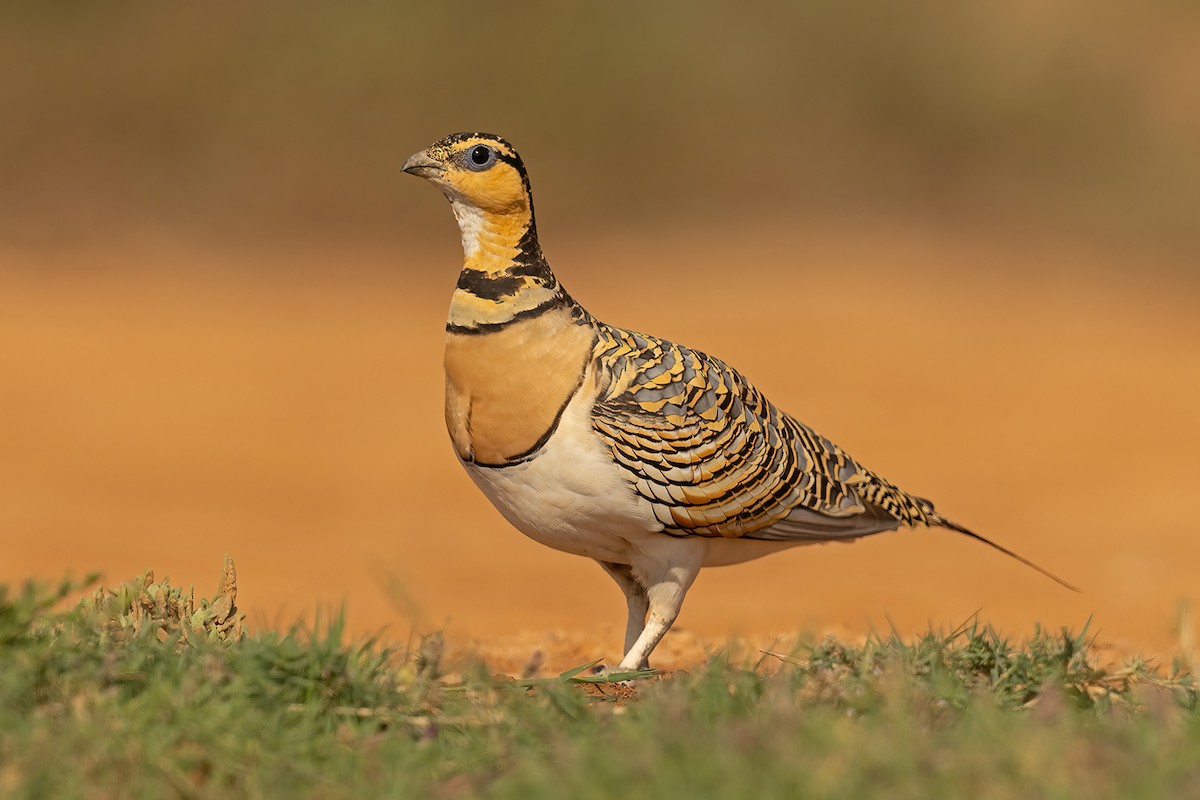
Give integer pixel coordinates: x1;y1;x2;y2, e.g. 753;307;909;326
401;150;445;178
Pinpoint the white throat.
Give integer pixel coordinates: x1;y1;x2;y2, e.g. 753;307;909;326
449;200;485;259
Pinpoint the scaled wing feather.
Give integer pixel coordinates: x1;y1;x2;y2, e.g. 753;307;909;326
589;323;935;541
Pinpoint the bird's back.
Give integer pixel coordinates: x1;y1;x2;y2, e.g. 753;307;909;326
586;318;937;542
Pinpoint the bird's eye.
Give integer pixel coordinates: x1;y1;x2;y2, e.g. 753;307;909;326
466;145;496;170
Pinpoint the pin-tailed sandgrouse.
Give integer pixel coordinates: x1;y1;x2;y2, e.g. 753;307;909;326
402;132;1073;671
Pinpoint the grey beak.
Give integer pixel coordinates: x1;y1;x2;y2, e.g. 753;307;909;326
401;150;444;177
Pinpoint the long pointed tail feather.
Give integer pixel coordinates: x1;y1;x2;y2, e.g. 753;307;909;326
932;515;1079;592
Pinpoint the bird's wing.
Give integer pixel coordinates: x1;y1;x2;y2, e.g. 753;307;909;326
589;324;934;540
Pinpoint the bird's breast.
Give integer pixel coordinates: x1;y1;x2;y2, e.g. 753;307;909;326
459;374;664;561
443;304;596;466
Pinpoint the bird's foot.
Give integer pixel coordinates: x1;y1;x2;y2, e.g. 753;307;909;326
584;660;654;687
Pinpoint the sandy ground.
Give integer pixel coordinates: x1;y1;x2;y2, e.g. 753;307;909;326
2;223;1197;672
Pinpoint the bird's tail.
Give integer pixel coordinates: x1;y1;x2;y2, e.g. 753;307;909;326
929;513;1079;592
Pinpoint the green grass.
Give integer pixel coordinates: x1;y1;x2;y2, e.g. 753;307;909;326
1;568;1196;799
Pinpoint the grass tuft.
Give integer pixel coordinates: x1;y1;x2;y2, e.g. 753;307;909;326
0;565;1196;798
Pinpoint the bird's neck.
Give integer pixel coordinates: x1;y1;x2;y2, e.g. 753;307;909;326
442;201;596;466
446;200;570;334
451;200;535;273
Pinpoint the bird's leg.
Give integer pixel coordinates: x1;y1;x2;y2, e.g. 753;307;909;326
597;561;649;655
615;541;705;672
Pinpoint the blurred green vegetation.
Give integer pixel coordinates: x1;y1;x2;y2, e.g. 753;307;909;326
1;0;1197;250
2;570;1197;797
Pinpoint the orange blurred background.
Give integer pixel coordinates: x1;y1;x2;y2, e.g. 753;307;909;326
1;2;1198;663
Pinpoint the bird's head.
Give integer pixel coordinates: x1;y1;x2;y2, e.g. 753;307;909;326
402;132;531;216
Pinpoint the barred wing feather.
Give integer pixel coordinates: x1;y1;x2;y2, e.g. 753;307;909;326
589;324;935;541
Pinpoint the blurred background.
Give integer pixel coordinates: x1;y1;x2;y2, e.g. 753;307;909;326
2;1;1197;662
3;1;1199;247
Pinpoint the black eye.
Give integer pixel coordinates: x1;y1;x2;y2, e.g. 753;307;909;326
467;145;496;170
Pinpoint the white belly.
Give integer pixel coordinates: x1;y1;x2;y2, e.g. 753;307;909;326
460;379;820;569
461;387;663;563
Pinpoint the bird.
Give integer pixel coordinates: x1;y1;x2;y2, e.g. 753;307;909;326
401;132;1075;672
